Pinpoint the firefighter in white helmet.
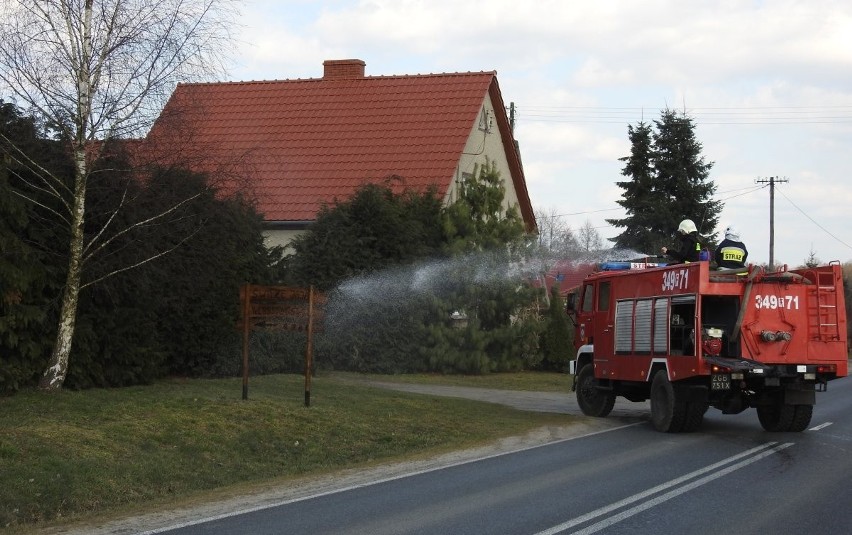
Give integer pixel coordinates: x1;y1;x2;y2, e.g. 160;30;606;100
661;219;703;263
715;225;748;269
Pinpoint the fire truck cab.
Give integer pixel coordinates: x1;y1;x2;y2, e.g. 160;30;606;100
566;260;847;432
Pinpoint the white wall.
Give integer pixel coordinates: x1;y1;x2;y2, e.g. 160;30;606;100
444;93;521;214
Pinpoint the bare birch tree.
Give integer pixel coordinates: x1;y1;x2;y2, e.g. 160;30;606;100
0;0;239;390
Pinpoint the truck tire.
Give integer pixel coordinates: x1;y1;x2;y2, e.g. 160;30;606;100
756;397;794;432
650;369;687;432
788;404;813;432
681;402;707;432
576;364;615;417
758;397;813;432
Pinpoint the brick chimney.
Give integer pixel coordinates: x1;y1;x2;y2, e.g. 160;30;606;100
322;59;366;80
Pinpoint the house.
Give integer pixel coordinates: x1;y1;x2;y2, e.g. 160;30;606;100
539;260;598;296
142;59;536;251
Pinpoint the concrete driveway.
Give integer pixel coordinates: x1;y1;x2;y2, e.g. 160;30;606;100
361;380;652;420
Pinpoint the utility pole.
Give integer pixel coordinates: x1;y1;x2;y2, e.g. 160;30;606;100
755;176;789;270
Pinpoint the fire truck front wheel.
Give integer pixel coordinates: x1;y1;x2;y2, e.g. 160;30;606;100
576;364;615;417
650;370;688;433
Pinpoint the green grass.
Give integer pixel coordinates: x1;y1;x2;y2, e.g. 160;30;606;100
0;372;575;533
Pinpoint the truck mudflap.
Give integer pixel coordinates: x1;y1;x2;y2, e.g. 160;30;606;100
703;355;773;373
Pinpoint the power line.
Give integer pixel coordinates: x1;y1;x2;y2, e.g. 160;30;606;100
549;185;765;220
538;182;850;256
718;184;766;202
552;207;621;218
775;188;852;252
517;105;852;125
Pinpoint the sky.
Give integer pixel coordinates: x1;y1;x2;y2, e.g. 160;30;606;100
229;0;852;266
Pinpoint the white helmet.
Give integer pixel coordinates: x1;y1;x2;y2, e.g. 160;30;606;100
677;219;697;235
725;225;740;241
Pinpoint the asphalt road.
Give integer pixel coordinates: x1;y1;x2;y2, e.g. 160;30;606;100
56;374;852;535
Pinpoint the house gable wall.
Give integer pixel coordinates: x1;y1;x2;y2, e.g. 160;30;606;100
444;92;521;213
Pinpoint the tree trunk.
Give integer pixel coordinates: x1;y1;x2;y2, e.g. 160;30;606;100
39;151;87;391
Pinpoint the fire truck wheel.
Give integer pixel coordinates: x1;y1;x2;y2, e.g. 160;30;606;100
756;399;794;431
650;370;688;432
576;364;615;417
788;404;813;432
681;402;707;432
758;401;812;432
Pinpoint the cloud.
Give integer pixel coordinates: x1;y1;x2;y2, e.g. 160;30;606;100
231;0;852;263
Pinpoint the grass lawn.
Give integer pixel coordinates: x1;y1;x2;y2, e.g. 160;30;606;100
0;372;575;533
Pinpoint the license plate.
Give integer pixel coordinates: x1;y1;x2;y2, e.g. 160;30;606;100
711;374;731;390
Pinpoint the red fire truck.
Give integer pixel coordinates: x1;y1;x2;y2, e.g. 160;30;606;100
566;260;848;432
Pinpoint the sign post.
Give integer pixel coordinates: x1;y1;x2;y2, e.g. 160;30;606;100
241;283;252;400
238;284;325;405
304;286;314;407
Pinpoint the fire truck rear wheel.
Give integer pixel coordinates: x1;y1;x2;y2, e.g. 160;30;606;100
576;364;615;417
650;369;688;432
788;404;813;432
757;401;813;432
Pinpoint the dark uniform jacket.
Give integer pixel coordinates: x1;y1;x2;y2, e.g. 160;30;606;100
666;231;702;263
715;238;748;269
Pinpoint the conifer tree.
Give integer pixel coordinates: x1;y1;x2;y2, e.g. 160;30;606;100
285;181;444;291
302;161;542;374
539;286;572;371
0;102;60;392
285;181;445;373
608;110;722;254
425;160;541;373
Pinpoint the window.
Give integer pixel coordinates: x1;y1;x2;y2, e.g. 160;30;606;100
598;281;611;311
582;283;594;312
670;295;697;356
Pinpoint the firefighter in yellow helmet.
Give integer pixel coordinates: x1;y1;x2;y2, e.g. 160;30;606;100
661;219;702;263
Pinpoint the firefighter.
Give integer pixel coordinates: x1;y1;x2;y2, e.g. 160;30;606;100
661;219;702;263
715;225;748;269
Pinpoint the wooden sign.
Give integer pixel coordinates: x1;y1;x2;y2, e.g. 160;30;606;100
238;284;325;406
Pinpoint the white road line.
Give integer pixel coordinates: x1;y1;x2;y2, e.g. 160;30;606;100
534;442;793;535
809;422;833;431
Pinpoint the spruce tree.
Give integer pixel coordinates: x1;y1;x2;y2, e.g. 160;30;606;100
608;110;722;254
608;121;656;252
426;160;542;373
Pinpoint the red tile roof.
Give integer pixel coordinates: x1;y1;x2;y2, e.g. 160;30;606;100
144;60;534;228
533;260;598;296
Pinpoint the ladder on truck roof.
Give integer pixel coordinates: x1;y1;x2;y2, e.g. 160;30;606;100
804;268;842;342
